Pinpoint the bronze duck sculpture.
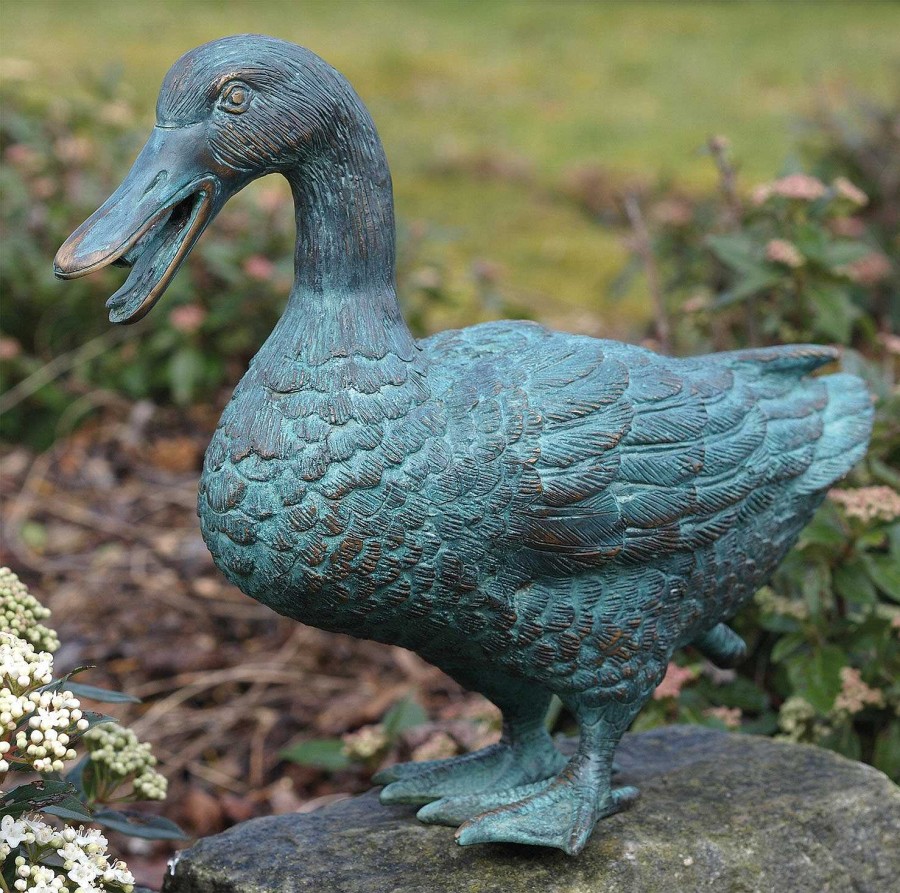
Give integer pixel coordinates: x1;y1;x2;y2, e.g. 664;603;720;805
55;35;873;855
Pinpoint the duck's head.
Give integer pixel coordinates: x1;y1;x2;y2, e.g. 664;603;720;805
55;35;373;324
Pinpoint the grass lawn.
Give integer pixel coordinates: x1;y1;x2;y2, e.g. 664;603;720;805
4;0;898;334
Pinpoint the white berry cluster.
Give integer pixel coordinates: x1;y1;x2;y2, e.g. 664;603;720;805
1;632;88;773
0;567;60;653
1;815;135;893
84;722;168;800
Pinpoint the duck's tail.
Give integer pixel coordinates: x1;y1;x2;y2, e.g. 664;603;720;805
722;344;873;494
796;371;873;494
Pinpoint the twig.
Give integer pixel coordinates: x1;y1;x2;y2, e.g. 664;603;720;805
707;135;743;227
623;192;671;352
707;135;759;345
0;329;131;414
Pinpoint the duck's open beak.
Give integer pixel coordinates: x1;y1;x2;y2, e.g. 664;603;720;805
54;124;225;324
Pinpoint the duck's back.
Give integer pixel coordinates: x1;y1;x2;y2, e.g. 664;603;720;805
199;318;872;681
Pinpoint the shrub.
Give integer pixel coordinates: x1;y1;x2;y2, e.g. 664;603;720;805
613;103;899;780
0;568;183;888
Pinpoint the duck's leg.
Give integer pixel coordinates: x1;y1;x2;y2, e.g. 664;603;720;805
420;696;641;855
377;684;565;805
692;622;746;668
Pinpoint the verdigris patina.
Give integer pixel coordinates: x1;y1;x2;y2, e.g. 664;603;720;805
54;35;873;855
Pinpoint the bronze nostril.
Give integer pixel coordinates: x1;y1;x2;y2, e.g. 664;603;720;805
143;170;169;197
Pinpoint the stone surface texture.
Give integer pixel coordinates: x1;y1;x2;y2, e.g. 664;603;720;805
163;726;899;893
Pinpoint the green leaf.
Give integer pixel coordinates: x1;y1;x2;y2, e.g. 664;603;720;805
809;285;857;343
770;632;806;664
800;505;847;548
714;268;782;307
382;697;428;740
785;645;845;713
42;799;94;822
832;559;877;606
168;347;204;405
821;240;872;271
707;233;763;274
872;722;900;781
824;723;862;762
63;682;141;704
92;808;187;840
279;738;352;771
862;554;900;602
0;779;82;819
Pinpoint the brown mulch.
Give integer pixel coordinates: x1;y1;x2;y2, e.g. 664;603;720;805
0;397;499;887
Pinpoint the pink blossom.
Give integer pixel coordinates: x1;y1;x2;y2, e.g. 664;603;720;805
770;173;827;201
704;706;742;729
169;304;206;334
243;254;276;281
653;662;696;700
750;184;773;206
765;238;804;268
842;252;892;285
830;216;866;239
832;177;868;206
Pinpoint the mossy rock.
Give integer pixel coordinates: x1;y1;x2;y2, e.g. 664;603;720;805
163;725;899;893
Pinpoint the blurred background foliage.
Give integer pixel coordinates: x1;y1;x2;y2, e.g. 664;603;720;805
1;0;898;829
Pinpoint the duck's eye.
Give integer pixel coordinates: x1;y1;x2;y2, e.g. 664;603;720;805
219;83;252;114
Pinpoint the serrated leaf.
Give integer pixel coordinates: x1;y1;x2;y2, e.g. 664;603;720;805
92;808;187;840
279;738;352;771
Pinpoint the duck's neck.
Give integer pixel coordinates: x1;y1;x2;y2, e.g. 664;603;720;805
277;92;415;367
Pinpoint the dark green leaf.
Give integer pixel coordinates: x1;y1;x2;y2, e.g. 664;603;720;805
92;808;187;840
43;798;94;821
279;738;352;771
785;645;845;713
872;722;900;781
832;559;877;606
862;554;900;602
63;682;141;704
714;268;782;307
1;779;82;819
771;633;806;664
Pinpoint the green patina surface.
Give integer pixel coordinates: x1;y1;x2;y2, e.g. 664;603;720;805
164;726;900;893
56;34;875;854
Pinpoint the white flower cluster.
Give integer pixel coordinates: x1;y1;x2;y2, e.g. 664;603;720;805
1;815;135;893
0;567;60;653
84;722;167;800
1;633;88;773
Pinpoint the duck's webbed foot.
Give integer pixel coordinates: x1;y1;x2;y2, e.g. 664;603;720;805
377;722;565;806
422;709;638;855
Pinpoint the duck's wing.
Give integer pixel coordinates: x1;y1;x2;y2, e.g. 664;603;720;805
430;323;871;580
